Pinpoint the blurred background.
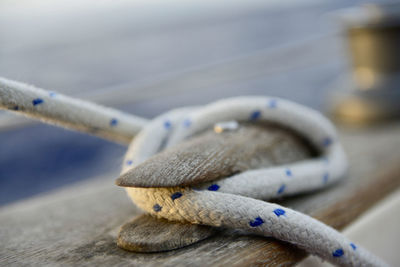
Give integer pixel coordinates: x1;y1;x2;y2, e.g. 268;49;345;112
0;0;385;205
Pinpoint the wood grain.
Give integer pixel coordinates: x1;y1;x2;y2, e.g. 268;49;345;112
1;123;400;266
116;123;315;188
118;214;217;253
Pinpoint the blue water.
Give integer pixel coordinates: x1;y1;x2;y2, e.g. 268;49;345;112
0;0;372;205
0;124;126;205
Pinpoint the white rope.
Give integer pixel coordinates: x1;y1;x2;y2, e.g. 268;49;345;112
122;97;387;267
0;77;148;143
0;77;387;266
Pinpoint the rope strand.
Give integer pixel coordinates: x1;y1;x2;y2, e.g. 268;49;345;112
0;77;148;143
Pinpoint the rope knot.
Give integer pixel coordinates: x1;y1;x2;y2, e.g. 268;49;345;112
117;96;385;267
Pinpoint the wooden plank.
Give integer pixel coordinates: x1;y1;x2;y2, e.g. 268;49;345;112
1;123;400;266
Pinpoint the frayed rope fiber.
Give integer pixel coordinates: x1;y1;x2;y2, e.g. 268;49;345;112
0;77;387;266
122;97;387;267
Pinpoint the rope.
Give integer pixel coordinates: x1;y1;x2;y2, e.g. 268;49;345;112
122;97;387;267
0;77;387;266
0;77;148;144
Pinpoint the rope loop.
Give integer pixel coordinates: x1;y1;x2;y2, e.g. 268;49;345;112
122;96;386;267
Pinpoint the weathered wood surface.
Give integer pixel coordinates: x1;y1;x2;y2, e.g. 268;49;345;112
117;123;314;188
118;214;217;253
1;122;400;266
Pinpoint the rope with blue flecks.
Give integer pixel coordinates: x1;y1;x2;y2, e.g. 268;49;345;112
0;77;387;266
0;77;147;144
122;97;387;267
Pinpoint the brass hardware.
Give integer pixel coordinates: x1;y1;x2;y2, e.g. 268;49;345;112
331;3;400;124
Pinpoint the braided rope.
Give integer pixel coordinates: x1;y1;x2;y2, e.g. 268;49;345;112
0;78;387;266
0;77;147;143
122;97;387;267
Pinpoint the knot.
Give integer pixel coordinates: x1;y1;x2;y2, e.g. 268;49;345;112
118;96;385;267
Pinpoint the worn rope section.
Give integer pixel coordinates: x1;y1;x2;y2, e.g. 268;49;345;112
122;97;387;267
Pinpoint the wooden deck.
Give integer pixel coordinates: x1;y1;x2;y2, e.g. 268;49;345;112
1;123;399;266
